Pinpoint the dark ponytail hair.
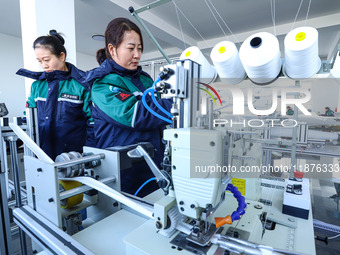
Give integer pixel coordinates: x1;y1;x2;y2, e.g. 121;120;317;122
96;48;106;65
104;18;143;59
33;30;67;58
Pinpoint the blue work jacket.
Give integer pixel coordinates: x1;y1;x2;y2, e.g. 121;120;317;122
17;63;95;160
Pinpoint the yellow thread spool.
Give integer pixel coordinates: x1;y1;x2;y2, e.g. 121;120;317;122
218;46;226;54
59;180;83;209
295;32;306;41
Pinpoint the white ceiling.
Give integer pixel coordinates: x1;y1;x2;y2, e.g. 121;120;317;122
2;0;340;62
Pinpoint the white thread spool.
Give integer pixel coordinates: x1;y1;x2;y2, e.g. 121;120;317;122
239;32;282;85
210;41;246;85
284;26;321;79
180;46;217;84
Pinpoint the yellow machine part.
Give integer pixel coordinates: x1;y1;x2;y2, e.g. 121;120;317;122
59;180;83;209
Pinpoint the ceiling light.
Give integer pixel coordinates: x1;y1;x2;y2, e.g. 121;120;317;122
92;34;104;41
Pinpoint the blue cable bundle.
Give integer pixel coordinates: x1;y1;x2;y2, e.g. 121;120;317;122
141;77;172;124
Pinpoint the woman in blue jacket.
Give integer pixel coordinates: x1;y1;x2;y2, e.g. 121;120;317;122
17;30;95;160
86;18;172;196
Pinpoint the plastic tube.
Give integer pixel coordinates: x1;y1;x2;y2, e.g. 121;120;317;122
153;77;161;86
134;177;157;196
227;183;247;222
215;183;247;227
142;88;172;124
150;92;173;118
151;77;173;118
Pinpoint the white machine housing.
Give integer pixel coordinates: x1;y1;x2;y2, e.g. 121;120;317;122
164;128;227;219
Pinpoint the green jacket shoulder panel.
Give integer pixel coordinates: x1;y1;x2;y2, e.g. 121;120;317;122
91;73;154;127
27;80;48;108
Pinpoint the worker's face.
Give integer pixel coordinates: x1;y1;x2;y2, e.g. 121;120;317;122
35;46;67;72
108;30;142;70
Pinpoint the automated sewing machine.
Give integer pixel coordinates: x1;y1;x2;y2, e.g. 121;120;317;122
11;59;318;255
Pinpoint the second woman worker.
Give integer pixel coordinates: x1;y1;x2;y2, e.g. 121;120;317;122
85;18;172;196
17;30;95;160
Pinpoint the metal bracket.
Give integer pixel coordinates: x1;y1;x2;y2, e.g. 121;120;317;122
128;1;172;64
329;43;340;70
127;145;171;190
133;0;171;14
186;222;221;246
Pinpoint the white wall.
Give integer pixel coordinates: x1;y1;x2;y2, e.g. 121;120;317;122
0;32;97;120
311;79;340;114
76;52;98;71
0;33;26;119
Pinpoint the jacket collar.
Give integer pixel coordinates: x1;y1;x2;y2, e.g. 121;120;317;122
16;62;89;90
84;59;152;85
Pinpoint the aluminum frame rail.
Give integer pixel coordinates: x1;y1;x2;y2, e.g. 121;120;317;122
0;173;13;255
13;205;95;255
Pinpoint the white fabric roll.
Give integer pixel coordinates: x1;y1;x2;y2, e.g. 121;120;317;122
9;123;54;164
210;41;246;85
180;46;217;84
239;32;282;85
284;26;321;79
66;176;154;219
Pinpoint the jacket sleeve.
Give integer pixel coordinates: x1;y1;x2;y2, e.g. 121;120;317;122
82;88;96;147
26;81;38;108
92;79;173;130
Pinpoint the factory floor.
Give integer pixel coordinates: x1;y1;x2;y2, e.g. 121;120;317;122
9;178;340;255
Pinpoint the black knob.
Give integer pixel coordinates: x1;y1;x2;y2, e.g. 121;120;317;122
156;221;162;229
158;179;167;188
315;235;328;245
